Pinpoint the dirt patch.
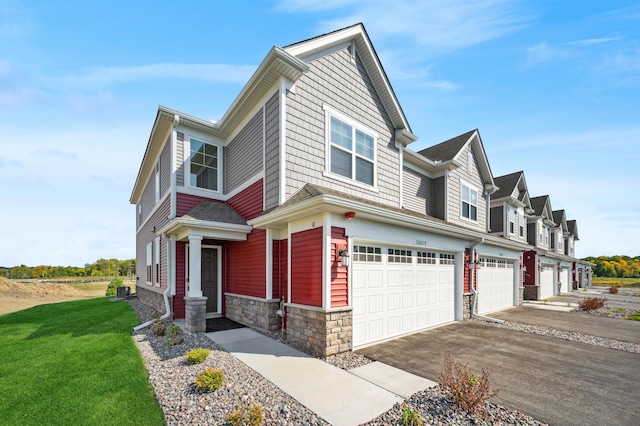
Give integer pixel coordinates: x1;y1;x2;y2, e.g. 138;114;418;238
0;276;103;316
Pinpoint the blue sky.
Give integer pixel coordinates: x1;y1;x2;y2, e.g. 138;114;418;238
1;0;638;266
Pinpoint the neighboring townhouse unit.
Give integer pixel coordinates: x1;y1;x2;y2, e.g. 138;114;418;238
490;171;533;243
130;24;583;356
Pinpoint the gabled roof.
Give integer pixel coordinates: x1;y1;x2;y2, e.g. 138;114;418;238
552;210;568;231
417;129;495;190
493;171;523;199
530;195;555;224
284;23;416;142
567;219;579;240
182;202;247;225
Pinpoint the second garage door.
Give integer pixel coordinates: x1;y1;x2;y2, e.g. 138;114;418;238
540;263;555;299
559;267;570;293
477;257;515;314
352;245;455;347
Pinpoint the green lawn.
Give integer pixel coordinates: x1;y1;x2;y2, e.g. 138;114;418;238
0;298;164;426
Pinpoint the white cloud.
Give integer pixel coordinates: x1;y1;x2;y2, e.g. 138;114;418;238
568;36;621;46
523;42;571;67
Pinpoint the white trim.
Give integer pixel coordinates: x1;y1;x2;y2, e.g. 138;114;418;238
460;178;479;223
322;213;332;309
154;237;160;287
225;170;264;199
184;135;223;194
287;222;292;307
262;104;266;212
136;191;170;234
283;302;353;313
397;142;404;207
224;292;280;303
202;244;223;314
146;242;152;285
279;78;288;205
266;229;273;300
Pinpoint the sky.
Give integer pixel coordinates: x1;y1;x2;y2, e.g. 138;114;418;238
1;0;639;267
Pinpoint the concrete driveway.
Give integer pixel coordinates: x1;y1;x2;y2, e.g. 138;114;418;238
357;309;640;426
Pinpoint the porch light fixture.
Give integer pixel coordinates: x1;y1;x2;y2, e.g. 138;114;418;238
344;211;356;220
338;248;350;267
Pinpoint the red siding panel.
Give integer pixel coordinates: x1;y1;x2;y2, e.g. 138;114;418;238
330;227;348;308
523;250;537;286
228;179;264;220
291;227;323;307
174;242;186;319
176;192;223;217
226;229;266;298
272;239;288;301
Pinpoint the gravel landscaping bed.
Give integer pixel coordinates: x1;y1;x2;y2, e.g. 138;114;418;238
469;317;640;354
129;298;545;425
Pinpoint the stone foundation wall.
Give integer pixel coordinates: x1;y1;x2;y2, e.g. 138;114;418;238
519;287;524;305
285;305;352;357
136;286;167;316
463;293;473;319
225;294;281;332
523;285;540;301
184;297;207;333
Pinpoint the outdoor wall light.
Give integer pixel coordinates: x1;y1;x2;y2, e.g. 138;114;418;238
338;248;350;267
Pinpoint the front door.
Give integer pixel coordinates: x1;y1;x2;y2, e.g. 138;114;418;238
201;248;218;313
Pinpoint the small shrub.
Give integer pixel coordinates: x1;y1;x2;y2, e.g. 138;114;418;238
438;353;498;417
226;404;263;426
609;285;619;294
186;348;211;365
105;277;123;297
195;368;224;392
578;297;605;312
402;403;422;426
150;321;166;336
165;325;183;346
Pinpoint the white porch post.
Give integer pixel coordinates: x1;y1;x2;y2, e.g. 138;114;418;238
513;257;521;306
188;234;203;298
454;250;465;321
322;213;332;309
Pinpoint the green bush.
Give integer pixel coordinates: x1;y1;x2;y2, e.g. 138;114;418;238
195;368;224;392
186;348;211;365
150;321;166;336
402;403;422;426
105;277;123;297
227;404;263;426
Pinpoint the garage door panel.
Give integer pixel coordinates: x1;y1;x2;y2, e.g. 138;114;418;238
353;245;455;347
477;258;515;314
540;265;554;299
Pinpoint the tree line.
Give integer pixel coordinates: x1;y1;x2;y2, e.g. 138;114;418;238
582;255;640;278
0;258;136;280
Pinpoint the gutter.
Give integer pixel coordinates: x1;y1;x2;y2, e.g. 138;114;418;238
133;286;171;331
468;237;504;324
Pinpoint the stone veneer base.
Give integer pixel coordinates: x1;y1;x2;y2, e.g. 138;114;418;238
523;285;541;301
285;305;353;357
225;294;281;333
136;285;168;317
184;296;207;333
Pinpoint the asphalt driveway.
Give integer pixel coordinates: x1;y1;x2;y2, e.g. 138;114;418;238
357;310;640;426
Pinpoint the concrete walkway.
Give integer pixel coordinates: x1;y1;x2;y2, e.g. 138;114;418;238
205;328;436;426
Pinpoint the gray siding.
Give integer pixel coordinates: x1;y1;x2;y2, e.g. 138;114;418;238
140;173;155;224
446;144;487;231
402;166;432;216
285;47;399;206
176;135;184;187
160;136;171;196
432;176;445;220
264;92;280;210
224;110;264;194
490;206;504;233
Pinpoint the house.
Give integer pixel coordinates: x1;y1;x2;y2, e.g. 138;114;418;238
130;24;582;356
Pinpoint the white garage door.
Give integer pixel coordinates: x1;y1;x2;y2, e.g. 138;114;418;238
559;267;570;293
477;258;515;314
540;264;555;299
352;245;455;347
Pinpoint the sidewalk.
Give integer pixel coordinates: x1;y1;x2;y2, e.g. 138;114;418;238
205;328;436;426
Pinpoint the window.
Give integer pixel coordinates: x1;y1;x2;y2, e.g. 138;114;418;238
538;224;543;244
137;204;142;227
154;162;160;203
461;183;478;221
497;259;507;268
353;245;381;263
417;251;436;265
482;258;497;268
439;253;455;265
146;243;152;285
545;228;550;246
326;108;377;186
189;138;219;191
388;248;412;264
154;237;160;285
520;212;525;237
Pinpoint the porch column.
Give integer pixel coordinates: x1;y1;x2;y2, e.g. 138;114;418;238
454;250;465;321
188;235;202;297
513;257;521;306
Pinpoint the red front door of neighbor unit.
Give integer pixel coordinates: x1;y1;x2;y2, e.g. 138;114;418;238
201;248;218;313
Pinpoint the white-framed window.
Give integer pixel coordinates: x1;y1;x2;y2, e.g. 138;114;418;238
146;242;152;285
497;259;507;268
137;204;142;227
538;223;543;244
467;151;473;175
439;253;455;265
188;137;220;192
509;208;515;234
324;106;378;187
353;245;382;263
154;162;160;204
388;248;412;264
545;228;550;246
154;237;160;285
482;258;497;268
461;182;478;221
558;235;563;250
519;212;525;237
417;251;437;265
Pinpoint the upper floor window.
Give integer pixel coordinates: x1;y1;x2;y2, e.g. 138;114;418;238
461;183;478;221
325;106;377;187
509;208;515;234
519;212;525;237
189;138;219;192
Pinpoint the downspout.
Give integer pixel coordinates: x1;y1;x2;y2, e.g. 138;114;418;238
133;286;171;331
469;237;504;324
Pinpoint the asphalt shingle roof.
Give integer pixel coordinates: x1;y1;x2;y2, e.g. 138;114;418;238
552;210;566;226
529;195;549;216
182;201;247;225
493;171;523;200
417;129;476;162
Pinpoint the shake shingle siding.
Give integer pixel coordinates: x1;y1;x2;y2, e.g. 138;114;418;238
264;92;280;210
432;176;445;220
224;110;263;194
402;166;433;215
285;47;399;206
447;144;487;231
176;136;184;187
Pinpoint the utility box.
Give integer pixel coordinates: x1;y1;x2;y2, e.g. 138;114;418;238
116;286;131;299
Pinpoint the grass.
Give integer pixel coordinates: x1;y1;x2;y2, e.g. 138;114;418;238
626;312;640;321
0;298;163;426
592;277;640;288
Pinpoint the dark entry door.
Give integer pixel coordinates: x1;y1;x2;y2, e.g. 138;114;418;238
201;248;218;313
